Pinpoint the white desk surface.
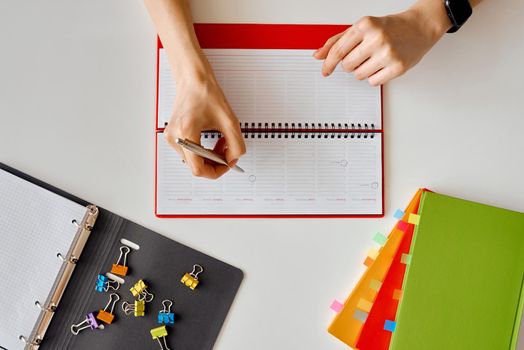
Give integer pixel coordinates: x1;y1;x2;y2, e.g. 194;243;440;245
1;1;523;349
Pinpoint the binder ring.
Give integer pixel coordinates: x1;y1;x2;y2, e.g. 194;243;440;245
57;253;66;262
19;335;41;345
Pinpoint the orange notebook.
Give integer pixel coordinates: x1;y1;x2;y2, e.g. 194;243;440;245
328;189;423;347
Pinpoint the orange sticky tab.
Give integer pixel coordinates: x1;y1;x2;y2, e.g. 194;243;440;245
363;256;374;267
96;310;115;324
393;289;403;300
357;298;373;313
367;248;379;260
408;213;420;225
111;264;128;276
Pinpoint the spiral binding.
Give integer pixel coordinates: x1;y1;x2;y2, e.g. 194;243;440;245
202;122;376;139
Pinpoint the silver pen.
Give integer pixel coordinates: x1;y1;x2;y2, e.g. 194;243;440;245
175;138;245;173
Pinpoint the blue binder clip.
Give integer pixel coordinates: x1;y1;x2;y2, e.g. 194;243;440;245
95;274;120;293
157;300;175;326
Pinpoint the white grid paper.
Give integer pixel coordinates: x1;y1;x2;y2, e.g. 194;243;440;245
0;169;87;350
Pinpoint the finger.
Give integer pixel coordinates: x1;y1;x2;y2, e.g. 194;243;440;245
368;65;401;86
213;137;228;155
340;41;373;74
313;31;345;60
183;130;227;179
164;126;186;163
219;120;246;166
353;56;384;81
322;27;363;76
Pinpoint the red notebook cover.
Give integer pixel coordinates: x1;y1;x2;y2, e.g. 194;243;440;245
154;24;384;218
356;190;427;349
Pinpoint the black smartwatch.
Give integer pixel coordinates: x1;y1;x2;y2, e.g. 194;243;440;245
444;0;472;33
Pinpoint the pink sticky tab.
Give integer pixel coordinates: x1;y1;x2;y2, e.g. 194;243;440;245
397;221;409;232
330;300;344;313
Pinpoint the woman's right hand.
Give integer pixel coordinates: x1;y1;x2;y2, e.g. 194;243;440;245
164;67;246;180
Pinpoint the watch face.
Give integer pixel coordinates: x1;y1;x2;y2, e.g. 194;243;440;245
446;0;473;29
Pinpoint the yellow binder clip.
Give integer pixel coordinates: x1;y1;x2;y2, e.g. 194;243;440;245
122;299;146;317
150;325;170;350
130;279;154;302
181;264;204;290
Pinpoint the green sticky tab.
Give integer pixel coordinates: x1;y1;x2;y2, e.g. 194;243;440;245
401;254;412;265
353;309;369;323
373;232;387;245
369;279;382;292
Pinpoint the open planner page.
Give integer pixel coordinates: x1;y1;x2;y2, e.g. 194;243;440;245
158;49;382;130
0;169;88;350
157;134;382;216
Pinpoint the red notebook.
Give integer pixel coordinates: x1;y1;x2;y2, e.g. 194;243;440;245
155;24;384;218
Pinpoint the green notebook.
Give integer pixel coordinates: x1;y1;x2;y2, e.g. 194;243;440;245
390;192;524;350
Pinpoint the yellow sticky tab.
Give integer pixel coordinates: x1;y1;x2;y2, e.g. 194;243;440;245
367;248;379;260
369;279;382;292
408;213;420;225
357;298;373;313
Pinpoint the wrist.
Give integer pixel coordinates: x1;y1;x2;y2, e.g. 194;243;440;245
406;0;452;41
171;47;215;85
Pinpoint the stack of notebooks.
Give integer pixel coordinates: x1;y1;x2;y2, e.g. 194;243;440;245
329;189;524;350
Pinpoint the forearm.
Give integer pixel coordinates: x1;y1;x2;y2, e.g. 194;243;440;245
144;0;210;81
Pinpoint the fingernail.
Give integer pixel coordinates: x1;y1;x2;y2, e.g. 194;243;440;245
323;71;330;77
229;159;238;167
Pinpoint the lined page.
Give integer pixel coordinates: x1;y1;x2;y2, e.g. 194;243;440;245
157;133;382;215
0;169;88;350
158;49;381;129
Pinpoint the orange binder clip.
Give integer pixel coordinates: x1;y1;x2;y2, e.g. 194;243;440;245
111;246;131;276
96;293;120;325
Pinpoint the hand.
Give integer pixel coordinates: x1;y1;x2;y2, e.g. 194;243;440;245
165;70;246;180
314;4;451;85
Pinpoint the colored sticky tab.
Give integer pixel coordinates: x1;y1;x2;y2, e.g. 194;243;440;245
357;299;373;313
384;320;396;332
353;309;368;323
401;253;412;265
369;279;382;292
363;257;374;267
367;248;379;260
408;213;420;225
372;232;387;245
330;300;344;313
393;209;404;219
393;289;403;300
397;221;409;232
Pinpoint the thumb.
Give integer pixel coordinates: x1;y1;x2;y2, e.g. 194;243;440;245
220;122;246;166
